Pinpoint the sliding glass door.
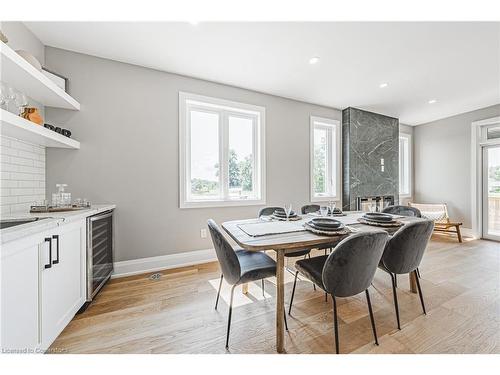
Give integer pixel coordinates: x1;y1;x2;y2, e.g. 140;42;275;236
482;145;500;241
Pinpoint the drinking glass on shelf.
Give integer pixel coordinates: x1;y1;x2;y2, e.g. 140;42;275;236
283;203;292;221
320;206;329;217
6;87;16;112
0;83;8;110
14;92;28;115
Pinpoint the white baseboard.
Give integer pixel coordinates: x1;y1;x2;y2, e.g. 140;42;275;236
112;248;216;278
460;227;476;238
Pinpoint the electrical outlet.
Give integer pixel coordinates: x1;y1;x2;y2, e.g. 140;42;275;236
200;228;207;238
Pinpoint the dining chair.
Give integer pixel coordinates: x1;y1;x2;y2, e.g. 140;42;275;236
378;220;434;329
301;204;320;214
207;219;288;348
382;205;422;218
288;231;389;353
382;204;423;281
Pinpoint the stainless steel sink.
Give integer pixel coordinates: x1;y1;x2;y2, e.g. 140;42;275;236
0;217;49;230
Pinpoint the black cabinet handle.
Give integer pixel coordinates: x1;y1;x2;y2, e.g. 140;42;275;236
44;237;52;269
52;235;59;264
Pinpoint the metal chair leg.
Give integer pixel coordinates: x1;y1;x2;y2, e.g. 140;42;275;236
289;271;299;315
391;273;401;329
261;279;265;297
414;270;427;315
284;311;288;331
394;274;397;288
325;292;328;302
308;253;316;291
332;294;339;354
225;285;236;348
416;267;421;279
215;274;223;310
365;289;378;345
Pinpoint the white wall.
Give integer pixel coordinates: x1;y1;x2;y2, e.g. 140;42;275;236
414;104;500;228
44;47;342;262
0;136;46;215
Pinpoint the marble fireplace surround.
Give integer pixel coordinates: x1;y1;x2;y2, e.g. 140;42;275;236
342;107;399;211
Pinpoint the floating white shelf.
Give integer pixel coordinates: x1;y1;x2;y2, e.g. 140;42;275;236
1;42;80;110
0;109;80;149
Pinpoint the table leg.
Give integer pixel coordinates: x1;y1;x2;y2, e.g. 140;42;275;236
242;283;249;294
409;272;418;294
275;250;285;353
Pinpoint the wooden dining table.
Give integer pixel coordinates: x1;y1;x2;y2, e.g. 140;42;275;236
222;212;423;353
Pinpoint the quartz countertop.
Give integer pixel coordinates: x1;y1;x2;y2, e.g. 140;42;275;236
1;204;116;245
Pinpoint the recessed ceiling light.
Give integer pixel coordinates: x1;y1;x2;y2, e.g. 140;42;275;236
428;99;437;104
379;83;388;88
309;56;320;65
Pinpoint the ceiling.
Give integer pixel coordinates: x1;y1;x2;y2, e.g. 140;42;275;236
25;22;500;125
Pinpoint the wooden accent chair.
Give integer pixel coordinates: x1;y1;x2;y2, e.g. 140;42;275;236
409;203;463;242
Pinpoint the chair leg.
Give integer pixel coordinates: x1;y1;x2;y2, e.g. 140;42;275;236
332;294;340;354
414;270;427;315
225;285;236;349
289;271;299;315
284;311;288;331
394;274;397;288
391;273;401;330
261;279;265;297
325;292;328;302
416;267;421;279
304;253;316;291
456;225;463;243
215;274;223;310
365;289;379;346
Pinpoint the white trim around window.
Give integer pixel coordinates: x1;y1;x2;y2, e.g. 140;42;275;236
399;132;412;199
309;116;341;203
179;92;266;208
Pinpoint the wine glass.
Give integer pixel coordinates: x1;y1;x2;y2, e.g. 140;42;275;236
328;201;336;215
0;83;7;110
320;206;329;217
283;203;292;221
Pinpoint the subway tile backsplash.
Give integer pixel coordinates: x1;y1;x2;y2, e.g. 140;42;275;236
0;135;46;216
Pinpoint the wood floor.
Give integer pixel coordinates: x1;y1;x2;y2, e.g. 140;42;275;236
50;234;500;354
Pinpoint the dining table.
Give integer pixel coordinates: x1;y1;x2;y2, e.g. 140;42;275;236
221;211;424;353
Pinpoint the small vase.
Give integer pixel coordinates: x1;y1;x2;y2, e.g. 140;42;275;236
21;107;43;125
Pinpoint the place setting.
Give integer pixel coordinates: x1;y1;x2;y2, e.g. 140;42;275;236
303;217;353;236
308;201;347;217
268;205;302;221
357;212;404;227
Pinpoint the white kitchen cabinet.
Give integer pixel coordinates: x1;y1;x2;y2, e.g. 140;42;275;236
0;218;86;352
1;238;42;352
40;219;86;349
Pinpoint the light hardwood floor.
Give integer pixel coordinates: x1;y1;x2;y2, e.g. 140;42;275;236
50;234;500;354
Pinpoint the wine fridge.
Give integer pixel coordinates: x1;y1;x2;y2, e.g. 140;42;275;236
86;210;114;302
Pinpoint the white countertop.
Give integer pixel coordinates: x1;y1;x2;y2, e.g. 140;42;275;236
0;204;116;245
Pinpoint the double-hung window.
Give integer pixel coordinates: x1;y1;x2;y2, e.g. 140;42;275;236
399;133;412;197
310;116;341;202
179;92;265;208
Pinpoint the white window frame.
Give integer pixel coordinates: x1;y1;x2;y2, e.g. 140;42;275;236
399;133;412;198
310;116;341;203
179;92;266;208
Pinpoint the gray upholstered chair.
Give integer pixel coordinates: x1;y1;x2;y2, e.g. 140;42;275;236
382;204;423;280
207;219;287;348
301;204;320;214
383;205;422;218
378;220;434;329
288;231;389;353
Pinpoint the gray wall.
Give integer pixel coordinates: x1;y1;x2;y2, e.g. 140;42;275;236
342;107;399;210
44;47;341;262
0;22;45;64
414;104;500;228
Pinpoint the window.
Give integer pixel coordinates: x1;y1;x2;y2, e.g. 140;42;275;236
310;116;341;202
399;133;412;197
179;92;265;208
